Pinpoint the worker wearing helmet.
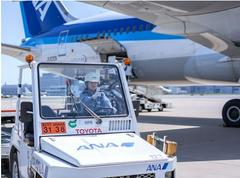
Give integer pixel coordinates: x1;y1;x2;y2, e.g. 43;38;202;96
80;72;115;115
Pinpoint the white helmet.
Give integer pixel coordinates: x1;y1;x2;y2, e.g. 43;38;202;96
85;72;100;82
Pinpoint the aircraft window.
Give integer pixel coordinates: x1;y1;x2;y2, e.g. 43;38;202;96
113;28;117;35
82;35;86;41
139;24;143;31
97;32;100;39
120;27;124;34
107;30;112;38
132;26;137;32
102;31;106;38
77;35;81;42
80;35;84;41
73;36;77;42
126;26;130;33
38;64;129;119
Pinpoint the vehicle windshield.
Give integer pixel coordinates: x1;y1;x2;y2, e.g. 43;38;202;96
38;63;128;119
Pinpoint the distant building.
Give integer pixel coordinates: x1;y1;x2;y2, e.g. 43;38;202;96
1;84;32;96
40;73;66;96
1;82;66;96
1;84;17;96
40;73;65;92
168;86;240;95
46;86;66;96
1;73;65;96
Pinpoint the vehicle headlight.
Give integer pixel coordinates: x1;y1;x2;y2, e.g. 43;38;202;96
165;170;175;178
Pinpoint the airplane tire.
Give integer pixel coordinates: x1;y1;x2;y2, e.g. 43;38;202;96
158;106;163;111
222;99;240;127
10;153;20;178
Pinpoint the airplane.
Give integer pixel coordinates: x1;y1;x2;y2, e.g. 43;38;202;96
129;85;172;101
88;1;240;59
1;1;240;127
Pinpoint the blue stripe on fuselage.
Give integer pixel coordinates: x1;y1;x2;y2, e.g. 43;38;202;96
22;18;184;47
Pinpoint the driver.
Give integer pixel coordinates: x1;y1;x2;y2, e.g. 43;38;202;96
80;72;115;115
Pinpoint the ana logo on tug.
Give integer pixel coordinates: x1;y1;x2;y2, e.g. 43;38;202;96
77;142;134;150
146;163;168;172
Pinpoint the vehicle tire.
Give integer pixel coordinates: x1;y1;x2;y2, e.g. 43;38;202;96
10;153;20;178
222;99;240;127
162;103;167;108
139;105;143;112
158;107;163;112
147;109;151;112
11;117;15;123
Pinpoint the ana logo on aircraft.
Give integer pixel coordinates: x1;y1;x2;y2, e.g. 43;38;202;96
77;142;134;150
32;1;52;21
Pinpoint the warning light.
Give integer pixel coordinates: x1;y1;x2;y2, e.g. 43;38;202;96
165;141;177;156
147;134;156;146
123;58;131;65
25;55;34;63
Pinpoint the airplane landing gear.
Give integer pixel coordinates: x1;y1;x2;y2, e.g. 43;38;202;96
222;99;240;127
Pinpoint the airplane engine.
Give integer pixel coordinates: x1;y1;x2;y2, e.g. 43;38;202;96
184;55;240;84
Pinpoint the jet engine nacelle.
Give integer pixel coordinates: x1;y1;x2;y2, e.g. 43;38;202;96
184;55;240;84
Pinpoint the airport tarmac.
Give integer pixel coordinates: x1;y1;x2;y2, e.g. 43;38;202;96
2;95;240;178
139;95;240;178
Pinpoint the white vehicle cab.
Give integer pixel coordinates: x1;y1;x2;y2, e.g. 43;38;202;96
9;56;176;178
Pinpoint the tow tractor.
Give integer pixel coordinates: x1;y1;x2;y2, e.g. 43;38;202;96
8;53;177;178
138;95;163;112
129;88;164;113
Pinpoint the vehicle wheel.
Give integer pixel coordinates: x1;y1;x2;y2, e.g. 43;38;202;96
139;105;143;112
222;99;240;127
11;153;20;178
147;109;151;112
162;103;167;108
11;117;15;123
158;107;163;111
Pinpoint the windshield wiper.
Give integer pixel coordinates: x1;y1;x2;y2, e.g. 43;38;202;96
68;85;81;117
78;99;102;124
67;82;102;124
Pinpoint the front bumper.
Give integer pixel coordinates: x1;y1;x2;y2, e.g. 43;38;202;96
32;152;176;178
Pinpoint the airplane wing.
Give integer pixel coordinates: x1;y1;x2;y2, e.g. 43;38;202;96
86;1;240;58
1;43;32;61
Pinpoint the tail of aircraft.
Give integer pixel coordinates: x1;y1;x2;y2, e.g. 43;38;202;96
19;1;76;37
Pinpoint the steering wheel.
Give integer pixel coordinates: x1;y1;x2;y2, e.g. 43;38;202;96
100;82;126;115
95;107;114;115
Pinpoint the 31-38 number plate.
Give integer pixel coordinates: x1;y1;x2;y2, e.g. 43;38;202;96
41;122;66;134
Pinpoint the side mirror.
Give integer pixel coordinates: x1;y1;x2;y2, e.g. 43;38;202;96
20;102;33;122
132;100;140;117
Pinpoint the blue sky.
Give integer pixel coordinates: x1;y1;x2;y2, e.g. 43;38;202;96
1;1;109;85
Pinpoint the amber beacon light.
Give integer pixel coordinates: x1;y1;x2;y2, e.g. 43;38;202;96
25;54;34;63
123;57;131;65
